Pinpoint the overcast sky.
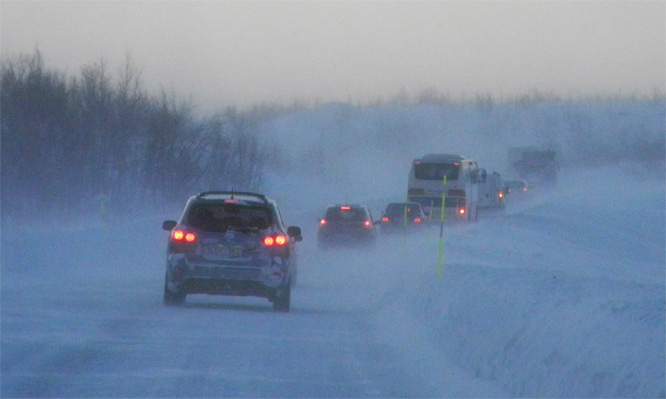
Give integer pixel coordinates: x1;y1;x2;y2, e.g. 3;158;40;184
2;1;664;112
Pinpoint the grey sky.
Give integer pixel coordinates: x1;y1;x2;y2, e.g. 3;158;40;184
2;1;664;111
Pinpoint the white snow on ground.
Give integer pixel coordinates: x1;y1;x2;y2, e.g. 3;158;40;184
2;103;665;397
285;162;665;398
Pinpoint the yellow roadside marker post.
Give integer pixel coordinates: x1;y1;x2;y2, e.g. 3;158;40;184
403;199;408;236
437;176;447;280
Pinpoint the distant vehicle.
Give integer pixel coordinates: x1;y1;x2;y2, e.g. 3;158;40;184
407;153;481;222
478;170;506;209
317;205;378;249
507;146;559;186
380;202;427;233
504;179;529;195
161;191;302;312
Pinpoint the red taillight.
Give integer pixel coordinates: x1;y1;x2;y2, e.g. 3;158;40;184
364;220;371;227
382;217;389;222
459;208;465;215
499;191;504;198
414;218;422;223
320;219;327;225
523;187;528;192
340;206;351;210
264;235;287;246
172;230;196;243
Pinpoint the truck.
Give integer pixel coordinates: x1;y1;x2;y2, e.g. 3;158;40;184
477;170;505;209
407;154;481;222
507;146;559;186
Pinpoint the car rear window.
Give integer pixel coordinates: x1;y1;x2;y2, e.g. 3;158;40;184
386;203;420;216
325;207;367;222
187;203;272;232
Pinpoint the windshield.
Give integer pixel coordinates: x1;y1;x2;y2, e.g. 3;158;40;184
414;163;460;181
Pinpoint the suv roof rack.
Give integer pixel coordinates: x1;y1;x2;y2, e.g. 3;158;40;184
196;191;267;203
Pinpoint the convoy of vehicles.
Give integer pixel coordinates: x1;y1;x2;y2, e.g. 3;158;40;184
162;149;542;309
161;191;302;311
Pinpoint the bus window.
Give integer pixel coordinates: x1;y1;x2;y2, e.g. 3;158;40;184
414;163;460;181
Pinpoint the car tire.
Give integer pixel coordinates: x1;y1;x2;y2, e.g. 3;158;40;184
163;273;186;305
272;281;291;312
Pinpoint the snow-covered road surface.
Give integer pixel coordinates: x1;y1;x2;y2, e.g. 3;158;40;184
1;225;502;397
2;164;664;397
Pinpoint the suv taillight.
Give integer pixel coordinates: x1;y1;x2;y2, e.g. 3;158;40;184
264;235;287;246
172;230;196;243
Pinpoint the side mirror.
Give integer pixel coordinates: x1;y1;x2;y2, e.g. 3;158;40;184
162;220;177;231
287;226;303;242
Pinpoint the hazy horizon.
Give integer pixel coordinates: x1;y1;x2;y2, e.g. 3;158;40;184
2;1;664;112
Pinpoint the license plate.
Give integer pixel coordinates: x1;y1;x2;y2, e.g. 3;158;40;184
203;244;244;258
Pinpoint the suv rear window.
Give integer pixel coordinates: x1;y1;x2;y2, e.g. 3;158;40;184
187;203;272;232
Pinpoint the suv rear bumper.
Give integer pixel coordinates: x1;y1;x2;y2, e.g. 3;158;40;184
166;254;290;299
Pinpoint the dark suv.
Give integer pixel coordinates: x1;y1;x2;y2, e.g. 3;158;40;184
317;204;378;249
162;191;302;311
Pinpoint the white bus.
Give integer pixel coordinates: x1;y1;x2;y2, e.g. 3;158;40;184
407;154;481;222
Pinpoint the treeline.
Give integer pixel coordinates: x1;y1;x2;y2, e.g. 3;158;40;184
1;50;279;224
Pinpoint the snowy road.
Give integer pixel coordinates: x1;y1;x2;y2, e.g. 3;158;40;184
1;221;497;397
2;164;664;397
3;242;412;397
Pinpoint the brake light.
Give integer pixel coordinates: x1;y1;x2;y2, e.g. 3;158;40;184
320;219;327;225
340;206;351;210
414;218;422;223
264;235;287;246
459;208;465;215
364;220;371;227
382;217;389;222
172;230;196;243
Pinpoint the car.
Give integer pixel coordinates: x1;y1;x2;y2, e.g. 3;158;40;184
504;179;529;195
161;191;302;312
379;202;427;233
317;204;378;249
